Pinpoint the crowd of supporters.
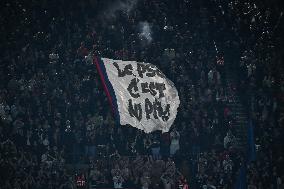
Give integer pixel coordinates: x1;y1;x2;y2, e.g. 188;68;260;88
0;0;283;188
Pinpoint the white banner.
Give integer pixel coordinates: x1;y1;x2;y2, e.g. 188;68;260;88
99;58;180;133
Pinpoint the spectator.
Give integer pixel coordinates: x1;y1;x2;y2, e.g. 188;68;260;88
170;128;180;156
224;131;237;149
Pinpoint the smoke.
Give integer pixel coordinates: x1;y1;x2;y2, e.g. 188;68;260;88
138;21;153;45
102;0;139;21
118;0;138;14
99;1;154;47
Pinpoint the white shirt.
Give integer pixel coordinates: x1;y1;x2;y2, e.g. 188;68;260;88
113;176;123;189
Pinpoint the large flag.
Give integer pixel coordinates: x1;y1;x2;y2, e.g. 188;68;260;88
94;56;180;133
